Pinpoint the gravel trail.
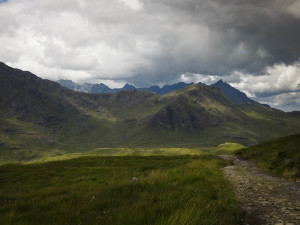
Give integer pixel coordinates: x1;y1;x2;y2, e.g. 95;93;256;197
220;155;300;225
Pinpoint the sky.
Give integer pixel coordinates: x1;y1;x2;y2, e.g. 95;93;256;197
0;0;300;111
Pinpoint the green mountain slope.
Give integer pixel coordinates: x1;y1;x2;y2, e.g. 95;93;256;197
235;134;300;179
1;62;300;162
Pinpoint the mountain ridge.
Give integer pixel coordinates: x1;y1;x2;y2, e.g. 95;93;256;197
1;62;300;162
57;79;262;106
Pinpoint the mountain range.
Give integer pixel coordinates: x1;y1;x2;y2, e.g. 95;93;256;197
57;79;194;95
57;79;262;105
1;62;300;162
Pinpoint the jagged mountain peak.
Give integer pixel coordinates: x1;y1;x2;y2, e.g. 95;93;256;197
214;79;225;84
213;79;232;87
211;79;259;104
122;84;136;90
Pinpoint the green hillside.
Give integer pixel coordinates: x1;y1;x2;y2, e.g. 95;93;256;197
0;155;239;225
235;134;300;179
1;62;300;162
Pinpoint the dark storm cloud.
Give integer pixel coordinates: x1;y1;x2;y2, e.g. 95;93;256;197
145;0;300;76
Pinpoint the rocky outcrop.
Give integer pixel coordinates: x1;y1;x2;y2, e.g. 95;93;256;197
149;99;209;131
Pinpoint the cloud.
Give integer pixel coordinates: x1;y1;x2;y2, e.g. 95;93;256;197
253;92;300;112
225;62;300;111
229;62;300;97
0;0;300;110
287;0;300;19
118;0;144;11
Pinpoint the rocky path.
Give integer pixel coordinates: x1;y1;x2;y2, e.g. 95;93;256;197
220;155;300;225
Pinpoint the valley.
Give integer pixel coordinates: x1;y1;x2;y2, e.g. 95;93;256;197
1;62;300;162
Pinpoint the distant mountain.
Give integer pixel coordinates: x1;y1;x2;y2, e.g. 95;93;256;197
89;83;111;93
1;62;300;162
210;80;259;104
57;79;263;105
57;80;193;95
57;79;92;93
154;82;194;95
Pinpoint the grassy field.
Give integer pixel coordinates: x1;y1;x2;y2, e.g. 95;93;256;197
235;134;300;179
0;155;239;225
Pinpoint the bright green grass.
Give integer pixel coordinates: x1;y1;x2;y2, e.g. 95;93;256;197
235;134;300;179
113;143;244;156
0;155;239;225
213;143;245;154
1;143;244;164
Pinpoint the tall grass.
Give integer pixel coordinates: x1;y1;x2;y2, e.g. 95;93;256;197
0;155;239;225
235;134;300;179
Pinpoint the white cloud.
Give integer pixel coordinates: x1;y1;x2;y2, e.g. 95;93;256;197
179;73;218;85
87;78;126;88
253;92;300;112
77;0;87;9
118;0;144;11
230;62;300;97
286;0;300;19
225;62;300;111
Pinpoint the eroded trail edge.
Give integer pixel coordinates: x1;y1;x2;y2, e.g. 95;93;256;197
220;155;300;225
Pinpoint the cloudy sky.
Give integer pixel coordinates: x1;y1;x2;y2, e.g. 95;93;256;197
0;0;300;111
